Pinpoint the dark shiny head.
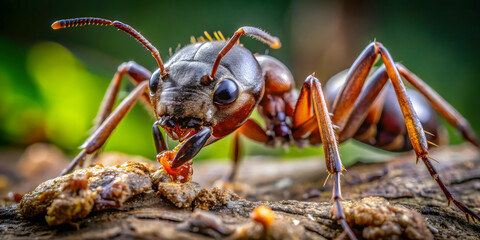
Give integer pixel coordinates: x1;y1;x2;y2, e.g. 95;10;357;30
148;41;264;141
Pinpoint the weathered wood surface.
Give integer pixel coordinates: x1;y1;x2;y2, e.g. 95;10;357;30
1;144;479;239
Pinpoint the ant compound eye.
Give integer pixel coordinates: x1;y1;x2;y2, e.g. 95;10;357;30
149;68;162;93
213;79;239;105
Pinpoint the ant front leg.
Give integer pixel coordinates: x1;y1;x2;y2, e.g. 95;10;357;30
94;61;153;127
60;62;152;176
292;75;357;240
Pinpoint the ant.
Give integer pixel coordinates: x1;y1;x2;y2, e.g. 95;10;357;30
51;17;479;239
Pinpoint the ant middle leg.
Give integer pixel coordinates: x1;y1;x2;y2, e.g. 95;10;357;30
228;119;269;182
292;75;357;240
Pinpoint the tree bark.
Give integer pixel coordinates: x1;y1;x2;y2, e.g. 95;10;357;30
1;144;479;239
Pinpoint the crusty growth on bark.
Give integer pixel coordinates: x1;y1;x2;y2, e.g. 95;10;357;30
1;145;478;239
343;197;433;239
19;161;239;226
19;162;152;225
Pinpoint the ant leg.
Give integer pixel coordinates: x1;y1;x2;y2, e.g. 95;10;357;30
292;75;357;240
82;82;149;161
229;132;241;182
335;42;478;222
61;149;88;176
292;64;389;144
153;120;168;154
60;81;149;176
338;66;389;142
397;63;480;147
330;43;379;131
95;61;152;129
228;119;269;182
329;42;429;156
60;62;152;175
291;117;317;140
377;43;479;222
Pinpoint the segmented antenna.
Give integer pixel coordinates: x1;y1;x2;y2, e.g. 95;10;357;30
51;17;166;76
51;17;113;29
209;26;281;81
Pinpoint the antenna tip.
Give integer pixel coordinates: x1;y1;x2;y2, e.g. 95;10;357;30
51;21;63;30
270;37;281;49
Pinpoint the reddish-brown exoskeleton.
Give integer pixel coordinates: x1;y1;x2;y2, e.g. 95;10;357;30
52;17;479;239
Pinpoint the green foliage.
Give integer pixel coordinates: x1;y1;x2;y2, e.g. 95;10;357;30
1;0;479;166
27;42;104;149
0;40;157;157
0;38;44;145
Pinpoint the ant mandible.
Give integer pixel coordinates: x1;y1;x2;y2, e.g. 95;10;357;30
51;17;479;239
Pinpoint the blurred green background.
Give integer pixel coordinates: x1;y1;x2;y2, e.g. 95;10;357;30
1;0;479;165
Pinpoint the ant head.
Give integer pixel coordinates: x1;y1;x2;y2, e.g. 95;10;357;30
52;19;279;144
150;42;264;142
